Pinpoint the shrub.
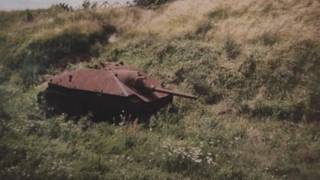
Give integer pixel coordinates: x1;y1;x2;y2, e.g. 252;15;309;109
133;0;172;7
24;10;33;22
224;37;241;60
239;55;256;77
82;0;91;9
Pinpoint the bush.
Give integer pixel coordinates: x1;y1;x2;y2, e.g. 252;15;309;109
224;37;241;60
134;0;172;7
82;0;91;9
24;10;33;22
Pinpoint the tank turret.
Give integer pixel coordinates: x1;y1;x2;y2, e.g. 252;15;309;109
40;62;196;120
110;67;197;100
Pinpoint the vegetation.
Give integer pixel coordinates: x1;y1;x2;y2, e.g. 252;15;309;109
133;0;172;7
0;0;319;179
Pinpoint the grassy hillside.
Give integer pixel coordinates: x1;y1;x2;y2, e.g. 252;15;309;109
0;0;320;179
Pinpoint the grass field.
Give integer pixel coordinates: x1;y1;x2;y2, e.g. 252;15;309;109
0;0;320;179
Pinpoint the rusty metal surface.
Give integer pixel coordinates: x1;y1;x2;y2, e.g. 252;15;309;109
49;63;169;103
43;62;196;119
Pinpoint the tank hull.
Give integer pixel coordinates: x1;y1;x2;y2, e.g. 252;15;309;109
41;84;173;121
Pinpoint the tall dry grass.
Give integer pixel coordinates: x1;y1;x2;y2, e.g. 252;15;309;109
93;0;320;42
8;0;318;45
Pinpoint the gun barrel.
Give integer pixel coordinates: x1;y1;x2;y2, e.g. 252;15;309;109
153;87;197;100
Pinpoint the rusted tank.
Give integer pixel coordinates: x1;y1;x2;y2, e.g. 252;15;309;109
40;62;196;120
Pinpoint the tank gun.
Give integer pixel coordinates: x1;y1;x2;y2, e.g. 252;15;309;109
148;86;197;100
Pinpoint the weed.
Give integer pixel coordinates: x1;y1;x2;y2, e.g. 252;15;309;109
224;37;241;60
208;8;228;20
239;55;256;77
260;32;279;46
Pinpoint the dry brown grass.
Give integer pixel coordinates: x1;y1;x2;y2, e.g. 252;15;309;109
212;0;320;42
32;19;103;40
93;0;320;42
12;0;318;45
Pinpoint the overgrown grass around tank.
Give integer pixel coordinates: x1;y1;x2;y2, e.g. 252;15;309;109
0;0;320;179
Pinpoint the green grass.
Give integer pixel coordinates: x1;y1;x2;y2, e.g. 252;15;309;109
0;2;320;179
